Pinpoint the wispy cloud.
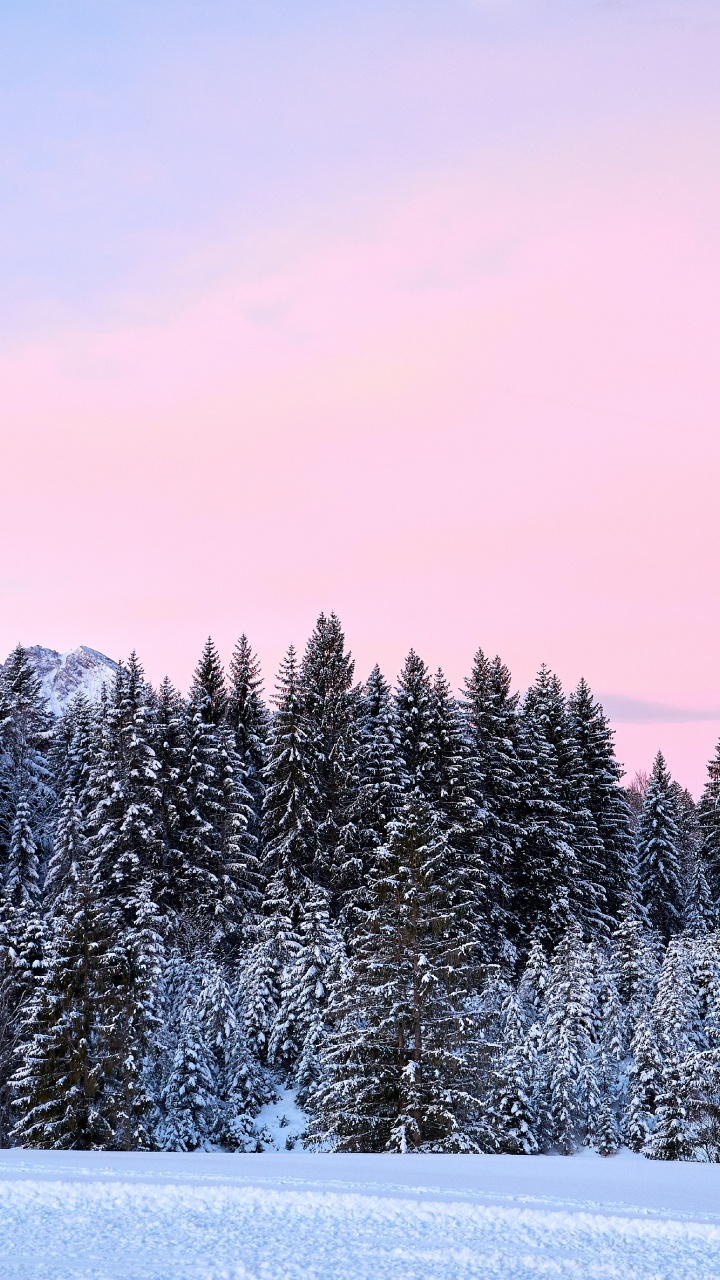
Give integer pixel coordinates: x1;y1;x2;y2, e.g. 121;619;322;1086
599;694;720;724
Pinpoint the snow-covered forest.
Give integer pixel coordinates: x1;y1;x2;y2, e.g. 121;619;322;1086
1;615;719;1160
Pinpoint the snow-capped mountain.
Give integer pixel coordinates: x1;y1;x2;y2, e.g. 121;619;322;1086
6;645;119;715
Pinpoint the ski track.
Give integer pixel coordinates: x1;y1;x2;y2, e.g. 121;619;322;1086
1;1172;720;1279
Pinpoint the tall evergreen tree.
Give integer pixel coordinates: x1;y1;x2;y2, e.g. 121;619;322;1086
636;752;684;941
338;665;403;906
394;650;435;798
309;797;483;1152
525;668;609;939
698;738;720;926
567;679;637;919
299;613;359;893
461;650;523;952
514;705;578;949
184;640;260;950
227;635;269;854
0;646;55;875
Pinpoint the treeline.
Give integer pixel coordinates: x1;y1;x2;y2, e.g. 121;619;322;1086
0;614;719;1156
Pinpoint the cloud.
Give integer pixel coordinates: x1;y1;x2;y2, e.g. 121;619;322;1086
599;694;720;724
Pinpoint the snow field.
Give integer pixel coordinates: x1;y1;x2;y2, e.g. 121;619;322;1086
1;1151;720;1279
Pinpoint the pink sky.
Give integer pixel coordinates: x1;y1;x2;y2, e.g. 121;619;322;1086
2;2;719;792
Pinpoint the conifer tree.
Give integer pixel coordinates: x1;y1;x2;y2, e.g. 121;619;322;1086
636;752;684;941
152;677;191;931
299;613;359;893
184;640;260;950
309;797;483;1152
43;788;84;915
567;679;637;919
698;740;720;928
524;669;609;939
541;923;596;1154
338;665;402;907
0;646;55;874
461;651;523;949
490;986;539;1154
514;707;578;949
394;650;435;798
227;635;269;854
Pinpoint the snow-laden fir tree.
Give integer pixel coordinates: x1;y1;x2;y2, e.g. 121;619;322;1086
308;796;484;1152
489;984;539;1154
227;635;269;857
514;704;579;949
461;650;523;954
394;650;436;800
299;613;359;895
184;639;260;952
697;741;720;930
268;882;346;1106
524;668;609;940
338;665;403;913
540;923;596;1154
567;679;637;920
636;752;684;941
646;938;703;1161
0;646;55;875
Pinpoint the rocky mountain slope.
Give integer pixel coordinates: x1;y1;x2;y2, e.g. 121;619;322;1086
4;645;119;715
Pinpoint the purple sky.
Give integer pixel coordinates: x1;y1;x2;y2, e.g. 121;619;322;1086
2;1;720;791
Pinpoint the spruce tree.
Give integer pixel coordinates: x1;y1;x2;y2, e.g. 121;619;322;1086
524;668;609;939
541;923;596;1154
338;665;402;908
309;797;483;1152
0;645;55;876
394;650;435;798
636;752;684;941
461;651;523;951
299;613;359;894
227;635;269;855
184;639;260;951
698;740;720;928
490;986;539;1154
514;707;578;949
567;679;637;920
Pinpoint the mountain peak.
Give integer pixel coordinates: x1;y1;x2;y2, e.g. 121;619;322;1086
5;644;119;715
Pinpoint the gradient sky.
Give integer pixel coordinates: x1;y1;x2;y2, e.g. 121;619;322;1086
2;0;720;792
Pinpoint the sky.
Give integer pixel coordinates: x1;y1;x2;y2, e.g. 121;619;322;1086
1;0;719;793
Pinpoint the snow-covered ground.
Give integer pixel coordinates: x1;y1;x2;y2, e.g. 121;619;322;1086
1;1149;719;1279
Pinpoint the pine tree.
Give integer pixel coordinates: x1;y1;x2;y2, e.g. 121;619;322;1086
160;1008;217;1151
490;986;539;1154
514;705;578;949
525;668;609;939
427;670;495;958
262;646;318;889
461;651;523;953
394;650;435;799
268;882;346;1106
152;677;191;932
646;938;703;1160
227;635;269;856
338;666;403;910
4;793;40;914
541;923;596;1154
636;752;684;941
184;640;260;951
308;797;483;1152
43;787;84;915
0;646;55;876
299;613;359;894
567;679;637;920
698;741;720;929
